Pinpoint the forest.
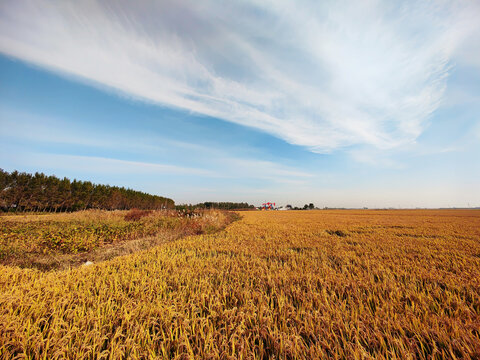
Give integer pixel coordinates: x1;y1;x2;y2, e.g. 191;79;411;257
0;169;174;212
176;202;255;210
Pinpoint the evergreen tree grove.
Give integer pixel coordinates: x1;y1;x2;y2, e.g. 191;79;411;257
0;169;174;212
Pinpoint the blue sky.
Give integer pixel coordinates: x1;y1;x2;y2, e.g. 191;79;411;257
0;0;479;207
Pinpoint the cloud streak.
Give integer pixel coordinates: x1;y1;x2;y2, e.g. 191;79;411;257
1;0;478;153
5;153;215;177
0;108;316;183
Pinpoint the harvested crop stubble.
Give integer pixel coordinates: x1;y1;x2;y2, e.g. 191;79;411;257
1;210;479;359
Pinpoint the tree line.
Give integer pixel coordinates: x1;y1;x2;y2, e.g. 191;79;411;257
0;169;174;212
285;203;316;210
176;202;255;211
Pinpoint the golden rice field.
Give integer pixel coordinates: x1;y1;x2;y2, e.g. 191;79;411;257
1;210;479;359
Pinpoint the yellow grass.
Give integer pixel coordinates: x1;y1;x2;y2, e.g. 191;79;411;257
1;210;479;359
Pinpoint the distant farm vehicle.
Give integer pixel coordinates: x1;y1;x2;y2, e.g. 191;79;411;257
260;202;276;210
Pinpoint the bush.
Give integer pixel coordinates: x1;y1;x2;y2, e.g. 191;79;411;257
124;209;152;221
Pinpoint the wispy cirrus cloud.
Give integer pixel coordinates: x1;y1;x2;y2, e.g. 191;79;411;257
1;0;478;153
4;153;215;177
1;151;316;188
0;108;316;183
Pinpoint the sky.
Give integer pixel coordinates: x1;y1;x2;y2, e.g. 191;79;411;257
0;0;479;208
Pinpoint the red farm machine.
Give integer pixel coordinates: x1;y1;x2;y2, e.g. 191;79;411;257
261;202;276;210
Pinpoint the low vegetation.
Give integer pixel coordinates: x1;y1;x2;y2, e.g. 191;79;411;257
0;209;235;270
176;202;256;211
1;210;479;358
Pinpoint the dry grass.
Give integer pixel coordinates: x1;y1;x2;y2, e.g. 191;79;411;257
0;209;479;359
0;209;234;270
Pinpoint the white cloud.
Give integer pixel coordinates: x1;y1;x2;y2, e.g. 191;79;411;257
348;147;405;169
217;158;313;179
0;107;206;153
0;108;316;182
1;0;478;153
9;153;215;177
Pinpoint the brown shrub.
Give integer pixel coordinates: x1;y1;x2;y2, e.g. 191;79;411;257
124;209;152;221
